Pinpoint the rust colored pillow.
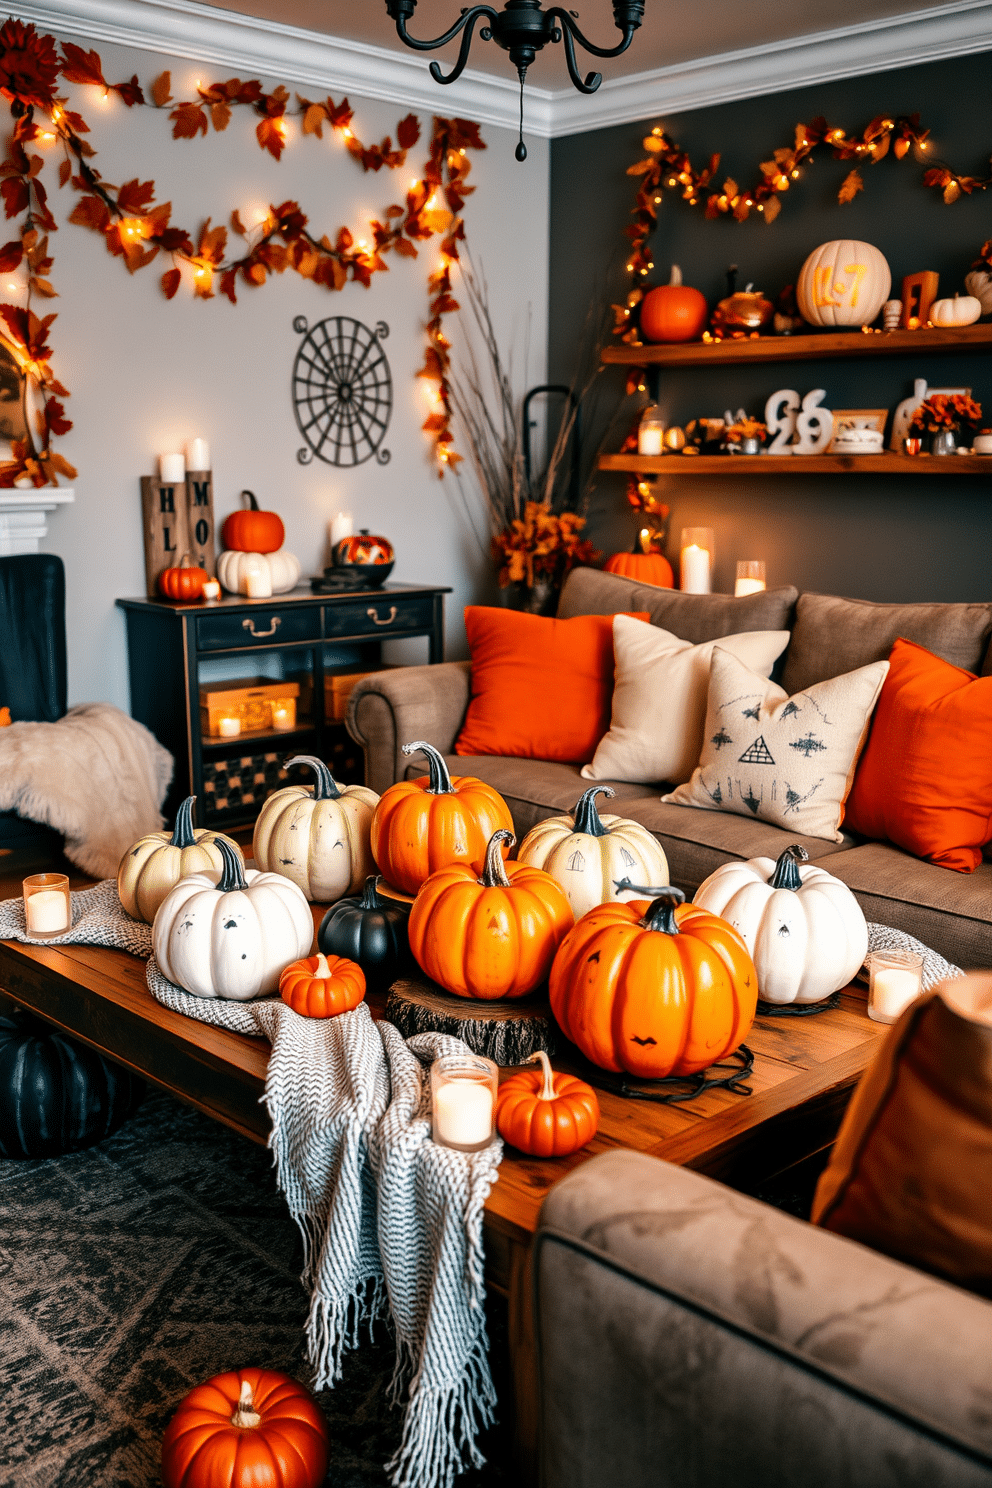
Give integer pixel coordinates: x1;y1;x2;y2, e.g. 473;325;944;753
845;637;992;872
455;606;649;763
812;975;992;1297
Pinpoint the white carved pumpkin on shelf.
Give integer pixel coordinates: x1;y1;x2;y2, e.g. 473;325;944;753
693;844;868;1005
217;548;302;595
252;754;379;904
796;241;891;328
152;839;313;999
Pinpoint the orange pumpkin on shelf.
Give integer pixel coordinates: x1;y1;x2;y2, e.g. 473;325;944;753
549;886;757;1078
408;829;574;1000
220;489;285;554
157;553;208;602
161;1368;330;1488
639;265;709;344
496;1050;599;1156
279;952;366;1018
370;740;514;896
604;532;674;588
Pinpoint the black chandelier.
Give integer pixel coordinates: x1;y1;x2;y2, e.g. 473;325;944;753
384;0;646;159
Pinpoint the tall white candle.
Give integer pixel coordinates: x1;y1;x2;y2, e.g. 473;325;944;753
186;437;210;470
159;451;185;483
330;511;353;547
681;544;712;593
26;889;69;934
434;1077;493;1147
244;561;272;599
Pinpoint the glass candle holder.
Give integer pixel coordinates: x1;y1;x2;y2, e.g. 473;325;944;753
217;715;241;738
23;873;71;938
270;700;296;731
431;1053;498;1153
735;560;766;597
867;947;924;1024
637;405;665;456
680;527;714;593
201;578;221;602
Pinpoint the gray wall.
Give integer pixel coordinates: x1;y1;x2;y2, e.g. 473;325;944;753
549;51;992;602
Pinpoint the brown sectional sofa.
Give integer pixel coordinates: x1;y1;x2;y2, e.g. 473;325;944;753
347;568;992;970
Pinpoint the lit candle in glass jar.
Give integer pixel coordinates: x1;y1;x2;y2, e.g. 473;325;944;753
23;873;71;937
217;715;241;738
868;948;924;1023
201;578;221;601
735;560;767;597
243;557;272;599
271;703;295;731
431;1054;497;1152
680;528;714;593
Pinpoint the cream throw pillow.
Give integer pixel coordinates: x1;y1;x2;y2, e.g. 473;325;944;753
663;647;889;842
582;617;790;786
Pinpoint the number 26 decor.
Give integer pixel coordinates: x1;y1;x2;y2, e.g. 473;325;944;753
764;389;834;455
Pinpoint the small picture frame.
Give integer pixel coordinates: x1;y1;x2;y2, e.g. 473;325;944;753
829;408;888;451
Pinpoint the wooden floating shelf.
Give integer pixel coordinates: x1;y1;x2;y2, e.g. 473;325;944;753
599;452;992;476
601;323;992;369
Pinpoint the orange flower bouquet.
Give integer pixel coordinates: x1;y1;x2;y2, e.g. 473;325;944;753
492;502;598;591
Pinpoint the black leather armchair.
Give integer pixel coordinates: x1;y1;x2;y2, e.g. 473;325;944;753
0;554;67;852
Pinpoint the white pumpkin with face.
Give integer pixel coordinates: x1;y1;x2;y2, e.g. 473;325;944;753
152;839;313;999
693;844;868;1004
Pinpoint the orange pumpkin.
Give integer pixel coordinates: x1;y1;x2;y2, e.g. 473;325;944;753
279;951;366;1018
221;489;285;554
604;546;674;588
640;265;709;344
496;1049;599;1156
158;553;208;602
370;740;514;896
549;887;757;1077
161;1368;329;1488
408;829;574;1000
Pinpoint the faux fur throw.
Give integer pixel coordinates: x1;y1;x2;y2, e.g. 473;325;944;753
0;703;172;878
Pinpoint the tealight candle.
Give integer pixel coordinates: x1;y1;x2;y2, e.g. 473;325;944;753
217;715;241;738
159;451;186;483
735;560;767;597
680;528;714;594
23;873;71;938
271;702;295;731
431;1053;498;1152
330;511;354;547
201;578;221;601
186;437;210;471
868;948;924;1024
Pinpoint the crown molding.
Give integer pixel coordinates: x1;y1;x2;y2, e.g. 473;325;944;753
18;0;992;141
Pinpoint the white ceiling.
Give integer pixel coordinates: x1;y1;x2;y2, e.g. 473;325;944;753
204;0;968;82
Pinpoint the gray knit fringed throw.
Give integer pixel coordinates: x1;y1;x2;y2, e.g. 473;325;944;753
146;958;502;1488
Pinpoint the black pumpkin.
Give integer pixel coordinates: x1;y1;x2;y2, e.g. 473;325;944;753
0;1007;145;1159
318;874;412;993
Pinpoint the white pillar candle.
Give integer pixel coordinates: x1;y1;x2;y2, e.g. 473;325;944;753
271;703;295;731
244;562;272;599
434;1077;494;1148
25;889;70;934
159;451;186;483
186;437;210;471
637;426;664;456
217;716;241;738
871;967;922;1021
681;544;712;593
330;511;353;547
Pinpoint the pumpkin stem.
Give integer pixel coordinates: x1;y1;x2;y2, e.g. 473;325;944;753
481;829;516;888
669;264;683;286
231;1379;262;1430
641;886;686;937
313;951;331;978
285;754;341;800
402;740;454;796
528;1049;557;1101
572;786;614;838
359;874;385;911
169;795;198;849
770;844;809;892
216;838;248;893
241;489;260;511
178;553;194;569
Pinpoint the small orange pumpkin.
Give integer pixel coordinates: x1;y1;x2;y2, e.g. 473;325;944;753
158;553;208;602
279;951;366;1018
549;886;757;1078
221;489;285;554
162;1369;330;1488
639;265;709;344
370;740;514;896
496;1049;599;1156
408;829;574;1000
604;542;674;588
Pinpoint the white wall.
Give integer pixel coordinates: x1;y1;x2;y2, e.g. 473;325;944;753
16;30;549;707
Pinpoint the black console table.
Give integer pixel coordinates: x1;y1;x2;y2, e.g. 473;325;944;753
117;582;450;827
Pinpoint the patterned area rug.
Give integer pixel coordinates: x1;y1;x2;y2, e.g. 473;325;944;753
0;1090;512;1487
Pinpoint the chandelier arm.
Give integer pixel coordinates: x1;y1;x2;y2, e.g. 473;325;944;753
545;4;643;60
552;18;602;94
428;10;497;84
387;2;499;53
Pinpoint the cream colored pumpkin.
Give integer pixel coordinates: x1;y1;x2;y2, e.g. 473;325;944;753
930;294;982;328
795;240;891;328
216;548;302;595
252;754;379;903
153;839;313;999
964;269;992;317
117;795;243;924
516;786;670;920
693;844;867;1005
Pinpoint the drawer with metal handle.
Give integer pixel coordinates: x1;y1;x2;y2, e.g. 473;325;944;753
197;606;322;651
323;595;434;638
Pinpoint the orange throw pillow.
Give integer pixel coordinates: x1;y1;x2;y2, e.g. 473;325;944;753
455;606;649;763
845;637;992;872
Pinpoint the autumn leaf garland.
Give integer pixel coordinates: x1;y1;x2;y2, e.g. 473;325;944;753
0;19;486;485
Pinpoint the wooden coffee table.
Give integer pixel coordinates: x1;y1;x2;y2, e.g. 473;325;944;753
0;856;885;1479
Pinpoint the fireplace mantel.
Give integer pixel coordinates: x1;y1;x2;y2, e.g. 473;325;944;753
0;487;75;556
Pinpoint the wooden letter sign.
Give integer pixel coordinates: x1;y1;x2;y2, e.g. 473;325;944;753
141;476;189;597
185;471;216;576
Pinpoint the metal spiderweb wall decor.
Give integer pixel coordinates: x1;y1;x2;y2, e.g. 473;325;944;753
292;315;392;467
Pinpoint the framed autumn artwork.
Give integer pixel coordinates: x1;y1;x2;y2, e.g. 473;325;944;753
828;408;887;450
0;337;28;447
